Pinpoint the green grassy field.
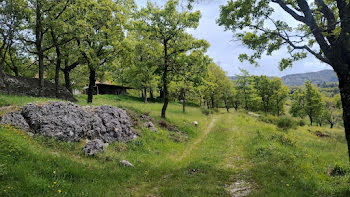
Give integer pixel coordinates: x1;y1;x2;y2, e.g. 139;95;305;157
0;94;349;196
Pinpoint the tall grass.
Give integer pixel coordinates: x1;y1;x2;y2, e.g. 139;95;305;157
0;94;349;196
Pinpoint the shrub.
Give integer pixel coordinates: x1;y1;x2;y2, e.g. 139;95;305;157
259;114;279;124
201;108;210;115
277;116;296;130
330;164;350;176
298;119;306;126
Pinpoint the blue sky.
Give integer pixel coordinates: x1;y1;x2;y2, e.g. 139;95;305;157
135;0;332;77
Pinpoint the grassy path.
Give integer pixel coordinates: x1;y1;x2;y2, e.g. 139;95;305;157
2;95;349;196
177;117;217;161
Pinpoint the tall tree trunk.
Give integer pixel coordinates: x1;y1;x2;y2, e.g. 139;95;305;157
309;115;313;126
63;69;72;93
35;1;44;97
87;66;96;103
9;49;19;77
0;45;10;94
337;70;350;161
161;40;169;119
161;68;169;118
199;94;202;107
224;99;229;112
144;88;147;103
211;96;214;109
150;89;154;100
330;122;334;129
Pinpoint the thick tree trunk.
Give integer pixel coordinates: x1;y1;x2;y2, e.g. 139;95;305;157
161;81;169;118
161;40;169;119
144;88;147;103
87;67;96;103
63;69;72;93
309;115;313;126
337;71;350;161
330;122;334;129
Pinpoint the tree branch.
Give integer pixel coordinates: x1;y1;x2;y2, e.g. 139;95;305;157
271;0;306;23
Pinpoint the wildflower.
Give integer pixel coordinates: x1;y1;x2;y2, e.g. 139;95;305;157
58;189;62;193
53;182;56;184
286;184;290;187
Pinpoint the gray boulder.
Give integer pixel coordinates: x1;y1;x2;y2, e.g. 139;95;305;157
21;102;91;141
92;105;135;142
143;121;158;132
1;102;135;143
83;139;105;156
1;111;30;130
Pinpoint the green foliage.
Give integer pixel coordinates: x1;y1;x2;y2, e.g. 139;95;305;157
290;81;324;125
276;116;297;130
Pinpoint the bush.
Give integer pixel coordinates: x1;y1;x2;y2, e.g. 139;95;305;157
330;164;350;176
298;119;306;126
201;108;210;115
277;116;297;130
259;114;279;124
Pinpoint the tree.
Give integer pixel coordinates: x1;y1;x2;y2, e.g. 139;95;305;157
140;0;209;118
218;0;350;160
234;69;253;110
171;50;210;112
290;81;324;125
271;78;289;116
0;0;28;91
324;95;343;128
128;39;160;103
254;75;273;113
76;0;131;103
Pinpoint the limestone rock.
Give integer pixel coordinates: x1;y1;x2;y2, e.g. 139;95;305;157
20;102;91;141
120;160;134;167
83;139;104;156
143;121;158;132
0;111;29;130
1;102;135;143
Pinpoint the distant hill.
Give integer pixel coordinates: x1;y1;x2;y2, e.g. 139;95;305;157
229;69;338;87
281;70;338;87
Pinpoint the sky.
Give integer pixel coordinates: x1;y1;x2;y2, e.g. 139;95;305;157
135;0;332;77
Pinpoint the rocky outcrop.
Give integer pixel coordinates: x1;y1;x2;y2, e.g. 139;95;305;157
0;75;77;102
83;139;105;156
0;111;30;130
0;102;136;142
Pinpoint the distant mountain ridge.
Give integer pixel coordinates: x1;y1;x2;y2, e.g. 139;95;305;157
281;70;338;87
228;69;338;87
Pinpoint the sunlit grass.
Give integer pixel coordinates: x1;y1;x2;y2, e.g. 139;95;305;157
0;93;349;196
